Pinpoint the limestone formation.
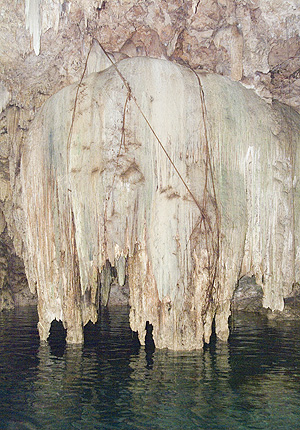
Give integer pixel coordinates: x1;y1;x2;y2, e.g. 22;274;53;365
0;0;299;350
0;107;37;310
1;0;299;114
232;276;264;313
16;57;300;349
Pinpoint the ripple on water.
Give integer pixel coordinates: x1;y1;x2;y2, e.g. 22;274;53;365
1;307;300;429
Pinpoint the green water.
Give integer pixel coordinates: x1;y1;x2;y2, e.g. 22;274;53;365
1;306;300;429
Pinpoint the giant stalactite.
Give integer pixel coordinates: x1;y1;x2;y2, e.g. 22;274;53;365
16;57;300;349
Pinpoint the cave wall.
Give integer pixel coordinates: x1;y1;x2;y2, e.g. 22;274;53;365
1;0;299;117
0;0;299;348
15;57;300;349
0;107;37;310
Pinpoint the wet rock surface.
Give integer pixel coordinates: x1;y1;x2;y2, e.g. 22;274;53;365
232;276;264;313
267;296;300;320
233;276;300;321
0;228;37;311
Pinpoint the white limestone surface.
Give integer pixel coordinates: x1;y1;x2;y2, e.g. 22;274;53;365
18;57;300;349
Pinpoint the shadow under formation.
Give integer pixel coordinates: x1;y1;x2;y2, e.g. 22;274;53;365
48;320;67;357
145;320;155;369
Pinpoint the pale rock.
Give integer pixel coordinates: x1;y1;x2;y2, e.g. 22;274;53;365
0;0;299;329
25;0;41;55
120;29;167;59
87;39;128;75
0;209;6;234
0;179;9;202
16;57;300;349
0;83;10;113
0;0;297;116
214;24;243;80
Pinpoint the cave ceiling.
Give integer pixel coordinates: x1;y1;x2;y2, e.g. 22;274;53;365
0;0;299;118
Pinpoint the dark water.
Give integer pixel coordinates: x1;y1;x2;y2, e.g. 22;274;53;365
1;307;300;430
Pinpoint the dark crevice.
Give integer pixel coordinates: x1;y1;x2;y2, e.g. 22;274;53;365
145;321;155;352
145;320;155;368
48;320;67;356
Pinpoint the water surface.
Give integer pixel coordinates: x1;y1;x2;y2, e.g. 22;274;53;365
1;306;300;429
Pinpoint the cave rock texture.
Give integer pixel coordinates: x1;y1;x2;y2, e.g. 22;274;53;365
17;57;300;350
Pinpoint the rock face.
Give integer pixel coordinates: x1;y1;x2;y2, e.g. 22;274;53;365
0;227;36;311
15;57;300;349
232;276;264;313
1;0;299;121
0;107;37;311
232;276;300;320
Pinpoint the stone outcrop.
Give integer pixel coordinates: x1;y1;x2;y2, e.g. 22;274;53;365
14;57;300;349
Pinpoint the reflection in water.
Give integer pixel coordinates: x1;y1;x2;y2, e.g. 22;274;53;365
145;321;155;369
127;342;232;429
1;307;300;429
34;343;84;427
